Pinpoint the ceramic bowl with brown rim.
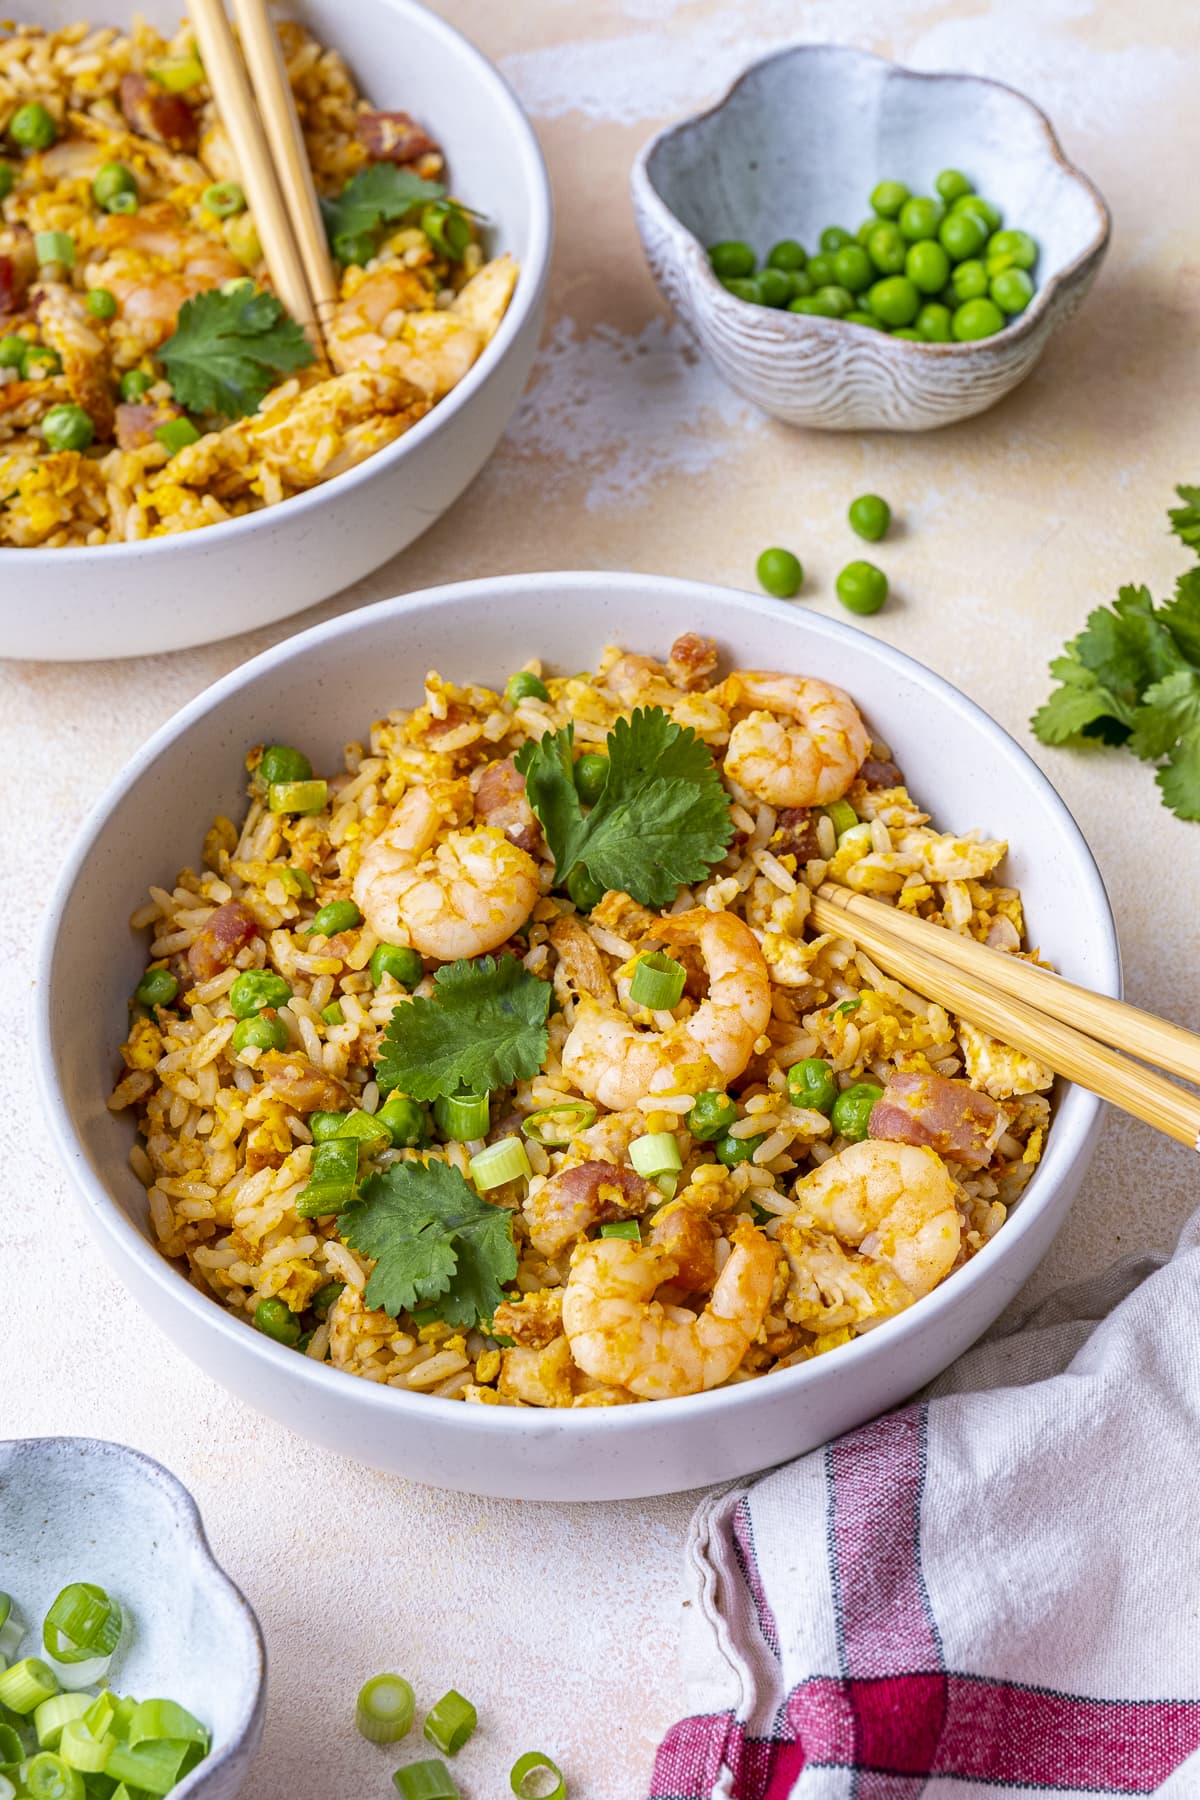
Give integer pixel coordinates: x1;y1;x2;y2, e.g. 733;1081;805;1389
631;45;1110;431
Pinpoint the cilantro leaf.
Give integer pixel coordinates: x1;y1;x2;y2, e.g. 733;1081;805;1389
1160;569;1200;668
1071;585;1183;715
1168;484;1200;557
159;285;314;419
320;164;445;261
338;1157;517;1326
1157;726;1200;820
1128;669;1200;760
1031;653;1130;747
375;954;551;1101
515;706;734;909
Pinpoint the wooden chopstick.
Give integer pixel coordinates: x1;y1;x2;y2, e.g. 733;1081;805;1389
187;0;323;351
815;882;1200;1085
807;886;1200;1152
228;0;338;325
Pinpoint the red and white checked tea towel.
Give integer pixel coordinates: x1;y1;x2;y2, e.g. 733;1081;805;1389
649;1215;1200;1799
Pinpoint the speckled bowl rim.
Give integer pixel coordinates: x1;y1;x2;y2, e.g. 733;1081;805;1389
0;1436;265;1798
633;42;1111;357
33;571;1121;1453
1;0;553;572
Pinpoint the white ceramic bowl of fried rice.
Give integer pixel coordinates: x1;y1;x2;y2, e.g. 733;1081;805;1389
1;1;551;661
34;572;1119;1501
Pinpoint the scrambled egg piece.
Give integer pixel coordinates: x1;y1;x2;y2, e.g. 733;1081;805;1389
959;1020;1053;1099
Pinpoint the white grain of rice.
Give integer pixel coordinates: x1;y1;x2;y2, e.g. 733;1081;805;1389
636;1093;692;1115
751;1185;797;1214
871;819;891;855
321;1242;366;1288
753;848;796;892
816;815;837;858
728;1113;777;1138
306;1324;331;1361
752;1129;792;1164
400;1350;470;1390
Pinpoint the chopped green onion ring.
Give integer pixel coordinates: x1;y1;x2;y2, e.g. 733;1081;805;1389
0;1656;60;1714
42;1584;122;1666
510;1750;567;1799
57;1717;113;1774
628;1131;682;1182
357;1673;415;1745
33;1692;91;1750
821;799;858;839
520;1102;597;1146
34;229;75;269
599;1219;640;1241
267;778;327;815
628;951;686;1011
393;1759;461;1800
434;1091;489;1142
469;1136;531;1191
422;1689;476;1756
295;1137;359;1217
23;1751;83;1800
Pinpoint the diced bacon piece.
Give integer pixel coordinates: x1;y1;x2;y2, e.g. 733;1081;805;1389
257;1051;351;1115
354;109;437;164
119;73;199;152
666;632;718;692
187;900;259;980
868;1071;1002;1170
772;806;820;861
475;754;539;853
114;399;178;450
649;1202;718;1292
0;257;16;315
860;757;904;789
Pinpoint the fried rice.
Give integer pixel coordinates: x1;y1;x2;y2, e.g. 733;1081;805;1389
110;638;1054;1408
0;16;516;547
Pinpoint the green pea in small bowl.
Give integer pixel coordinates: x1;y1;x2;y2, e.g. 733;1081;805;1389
630;45;1110;430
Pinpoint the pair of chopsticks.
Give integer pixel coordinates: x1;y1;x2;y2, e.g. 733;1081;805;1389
810;882;1200;1151
187;0;337;354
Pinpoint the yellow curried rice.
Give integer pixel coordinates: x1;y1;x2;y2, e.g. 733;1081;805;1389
111;639;1053;1407
0;17;516;547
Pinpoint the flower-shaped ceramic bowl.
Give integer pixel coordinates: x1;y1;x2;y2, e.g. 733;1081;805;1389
0;1439;265;1799
631;45;1110;430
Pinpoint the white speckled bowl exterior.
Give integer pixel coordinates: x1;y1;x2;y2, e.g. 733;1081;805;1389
2;0;552;662
33;573;1120;1501
631;45;1109;431
0;1438;265;1798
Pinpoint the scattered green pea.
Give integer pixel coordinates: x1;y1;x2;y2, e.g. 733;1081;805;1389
805;252;835;288
311;1280;345;1320
687;1090;739;1142
848;494;891;543
708;240;755;279
254;1297;301;1346
9;102;57;151
307;899;362;939
952;296;1006;341
814;283;853;317
41;403;94;452
786;269;813;300
135;967;179;1009
867;275;920;327
786;1057;837;1115
506;670;549;704
259;743;312;786
231;1013;289;1055
986;227;1037;272
892;328;924;339
92;160;137;211
935;168;974;203
229;969;292;1019
722;275;759;303
951;258;989;303
905;239;950;295
766;238;807;271
819;225;854;253
754;267;792;308
870;179;910;218
369;942;424;988
830;1082;882;1142
952;192;1001;231
0;335;26;369
573;752;609;806
715;1130;766;1168
845;309;883;330
120;368;154;402
916;301;953;343
789;293;840;317
756;547;803;599
85;286;117;320
938;209;987;262
836;560;889;616
832;243;874;293
865;221;907;276
990;267;1035;315
22;344;61;379
566;865;605;913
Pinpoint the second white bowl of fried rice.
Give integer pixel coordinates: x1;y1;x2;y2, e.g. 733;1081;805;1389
0;1;551;659
35;571;1119;1500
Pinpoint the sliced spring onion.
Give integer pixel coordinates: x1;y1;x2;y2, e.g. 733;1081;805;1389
628;1131;682;1182
321;1001;345;1027
836;821;874;854
520;1102;597;1146
127;1698;208;1748
147;54;204;90
0;1656;59;1714
22;1751;83;1800
268;778;328;815
34;230;74;269
469;1137;531;1191
356;1674;415;1745
422;1690;476;1757
105;1735;192;1795
434;1091;489;1142
42;1585;122;1667
33;1692;91;1750
821;799;858;839
599;1219;640;1241
57;1717;113;1774
394;1755;461;1799
0;1773;14;1800
295;1137;359;1218
628;951;686;1011
326;1108;390;1147
154;416;200;456
43;1649;113;1691
0;1594;20;1661
654;1172;679;1200
0;1722;25;1763
202;181;245;218
510;1750;567;1799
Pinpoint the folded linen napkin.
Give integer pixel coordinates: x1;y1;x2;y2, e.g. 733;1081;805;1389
648;1213;1200;1799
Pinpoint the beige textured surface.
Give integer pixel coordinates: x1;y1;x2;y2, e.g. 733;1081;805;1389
4;1;1200;1795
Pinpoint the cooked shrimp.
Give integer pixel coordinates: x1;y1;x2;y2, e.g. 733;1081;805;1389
788;1138;961;1300
602;650;730;741
524;1160;655;1257
327;255;516;398
561;909;770;1111
562;1221;777;1400
548;912;615;1006
36;283;114;438
352;780;539;959
775;1222;918;1334
94;203;242;350
719;670;871;807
